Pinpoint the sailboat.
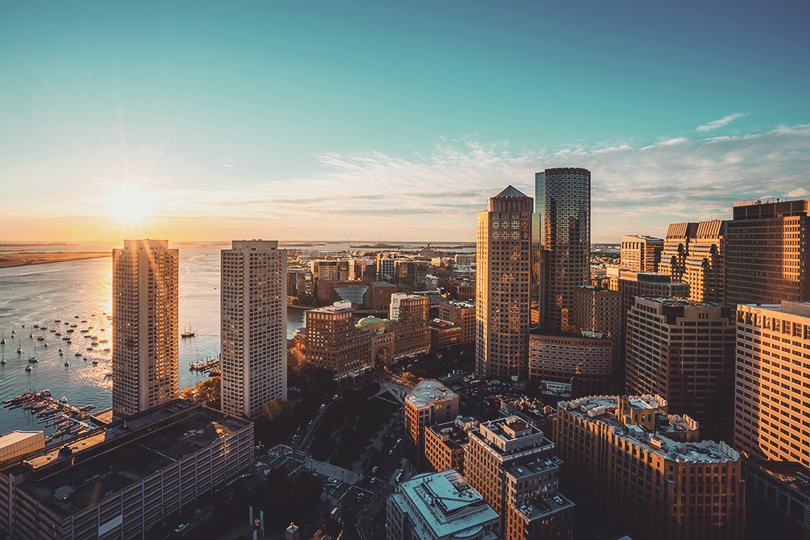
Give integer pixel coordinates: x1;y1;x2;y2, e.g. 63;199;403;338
1;331;5;345
16;339;22;355
28;342;38;363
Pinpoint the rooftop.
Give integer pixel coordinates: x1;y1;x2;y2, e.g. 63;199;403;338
494;185;528;198
392;470;499;539
741;300;810;319
2;401;250;517
406;380;459;409
513;492;575;522
560;395;738;464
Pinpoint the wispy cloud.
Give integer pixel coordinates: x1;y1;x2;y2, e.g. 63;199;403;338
697;113;748;132
4;124;810;242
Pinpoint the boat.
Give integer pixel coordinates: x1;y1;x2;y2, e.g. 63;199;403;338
16;339;22;354
65;339;72;344
181;328;196;338
80;329;89;333
11;329;15;334
25;365;32;372
28;356;37;363
64;361;70;367
1;332;5;345
91;360;98;365
41;326;48;331
74;353;82;357
66;329;74;333
83;357;88;361
31;403;48;413
54;319;61;323
86;347;93;351
1;359;5;365
33;324;39;329
55;332;61;337
103;348;111;352
43;343;49;348
91;342;99;346
81;320;87;323
79;405;95;411
37;336;45;341
29;333;34;339
62;336;70;341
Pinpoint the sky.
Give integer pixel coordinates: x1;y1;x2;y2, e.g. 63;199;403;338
1;0;809;243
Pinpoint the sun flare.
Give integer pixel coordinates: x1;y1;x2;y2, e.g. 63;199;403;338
107;184;154;225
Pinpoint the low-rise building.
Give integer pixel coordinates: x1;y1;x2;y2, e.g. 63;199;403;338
387;469;500;540
0;400;253;540
555;395;744;540
438;301;475;345
424;417;478;475
430;319;462;352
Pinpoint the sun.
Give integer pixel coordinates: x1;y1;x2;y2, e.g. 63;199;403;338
107;184;154;225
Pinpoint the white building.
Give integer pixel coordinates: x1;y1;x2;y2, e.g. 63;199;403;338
387;469;500;540
112;239;179;419
221;240;287;419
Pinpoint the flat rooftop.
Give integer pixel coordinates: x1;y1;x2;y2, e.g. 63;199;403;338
561;396;738;464
514;492;575;521
406;380;458;409
393;470;498;539
2;401;250;518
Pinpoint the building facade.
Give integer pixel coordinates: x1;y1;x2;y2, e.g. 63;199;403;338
424;417;478;475
438;301;475;345
536;168;591;330
734;301;810;468
726;198;810;307
112;239;179;419
390;293;431;357
465;416;574;540
404;380;460;471
0;401;253;540
555;395;745;540
620;235;663;273
221;240;287;420
658;222;698;283
528;330;613;397
658;221;727;304
387;470;500;540
476;186;533;380
625;297;736;439
304;303;373;378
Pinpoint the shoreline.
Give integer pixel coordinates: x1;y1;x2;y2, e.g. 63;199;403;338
0;252;111;269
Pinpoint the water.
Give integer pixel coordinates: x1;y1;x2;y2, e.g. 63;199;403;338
0;243;306;436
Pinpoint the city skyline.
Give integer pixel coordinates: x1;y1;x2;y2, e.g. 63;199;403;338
2;1;810;243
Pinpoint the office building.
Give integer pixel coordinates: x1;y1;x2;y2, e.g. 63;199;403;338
620;235;663;273
112;239;179;419
658;222;698;283
389;293;431;357
304;302;373;378
476;186;533;380
528;330;613;397
625;297;735;439
734;301;810;467
536;168;591;330
726;198;810;306
465;416;574;540
438;301;475;345
555;395;745;540
424;417;478;475
658;221;727;304
387;470;500;540
404;380;459;470
220;240;287;420
0;401;253;540
429;319;462;352
743;457;810;540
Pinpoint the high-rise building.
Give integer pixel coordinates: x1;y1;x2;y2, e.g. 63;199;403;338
404;380;459;471
112;239;179;419
625;297;736;438
304;302;373;377
734;301;810;467
536;168;591;330
726;198;810;306
387;470;500;540
389;293;431;357
476;186;533;380
658;222;698;283
620;235;663;273
614;271;690;388
658;221;727;304
465;416;574;540
221;240;287;420
555;395;745;540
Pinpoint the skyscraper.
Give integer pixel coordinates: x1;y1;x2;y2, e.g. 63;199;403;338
112;239;179;419
476;186;533;380
726;198;810;307
536;168;591;330
658;220;726;304
221;240;287;420
734;301;810;468
620;234;663;273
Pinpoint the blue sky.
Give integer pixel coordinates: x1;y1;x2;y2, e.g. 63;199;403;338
1;0;809;242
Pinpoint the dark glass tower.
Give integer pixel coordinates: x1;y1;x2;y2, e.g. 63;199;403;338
536;168;591;330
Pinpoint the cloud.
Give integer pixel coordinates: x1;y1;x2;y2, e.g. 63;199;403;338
7;123;810;243
696;113;748;132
